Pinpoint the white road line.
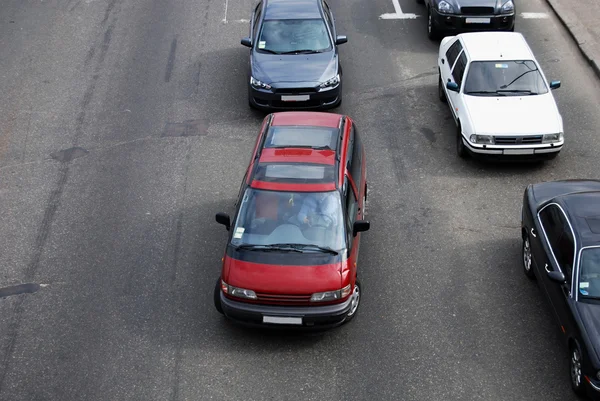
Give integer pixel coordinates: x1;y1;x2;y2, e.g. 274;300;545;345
223;0;228;23
379;0;419;19
380;12;419;19
520;12;549;19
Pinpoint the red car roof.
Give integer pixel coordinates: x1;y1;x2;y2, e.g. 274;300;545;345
248;112;350;192
258;148;336;165
270;111;342;128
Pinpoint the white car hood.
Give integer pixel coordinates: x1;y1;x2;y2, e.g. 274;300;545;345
463;94;562;136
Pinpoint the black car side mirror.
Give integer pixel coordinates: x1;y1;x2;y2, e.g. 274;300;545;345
335;35;348;45
216;212;231;230
549;80;561;90
548;270;566;283
241;37;252;48
353;220;370;237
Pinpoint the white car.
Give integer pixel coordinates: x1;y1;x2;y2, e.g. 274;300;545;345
437;31;564;160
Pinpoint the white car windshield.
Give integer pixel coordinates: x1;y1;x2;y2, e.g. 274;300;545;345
257;19;332;54
464;60;549;96
579;248;600;299
231;188;346;252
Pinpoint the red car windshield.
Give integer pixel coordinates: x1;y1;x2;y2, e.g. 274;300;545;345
231;188;346;251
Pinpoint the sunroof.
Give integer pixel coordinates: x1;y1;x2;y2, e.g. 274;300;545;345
254;163;335;183
265;126;338;150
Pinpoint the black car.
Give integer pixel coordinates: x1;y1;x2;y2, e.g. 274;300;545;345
241;0;347;111
417;0;515;40
521;179;600;400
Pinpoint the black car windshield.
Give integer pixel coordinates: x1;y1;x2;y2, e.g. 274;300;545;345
230;188;346;251
579;247;600;298
464;60;549;96
257;19;332;54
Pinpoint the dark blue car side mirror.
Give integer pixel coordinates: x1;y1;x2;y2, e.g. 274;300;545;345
241;37;252;48
548;270;566;283
335;35;348;45
446;81;459;92
550;80;561;89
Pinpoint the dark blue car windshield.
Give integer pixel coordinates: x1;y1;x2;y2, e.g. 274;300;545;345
257;19;332;54
579;247;600;298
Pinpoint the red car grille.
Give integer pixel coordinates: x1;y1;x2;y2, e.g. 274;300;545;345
255;292;312;305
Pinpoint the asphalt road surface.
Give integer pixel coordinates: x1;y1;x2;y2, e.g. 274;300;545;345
1;0;599;399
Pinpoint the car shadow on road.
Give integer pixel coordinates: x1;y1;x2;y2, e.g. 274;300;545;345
449;234;574;396
177;46;268;122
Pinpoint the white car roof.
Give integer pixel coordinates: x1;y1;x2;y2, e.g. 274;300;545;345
458;32;536;61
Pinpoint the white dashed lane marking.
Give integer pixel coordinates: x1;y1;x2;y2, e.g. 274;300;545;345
379;0;419;20
520;12;550;19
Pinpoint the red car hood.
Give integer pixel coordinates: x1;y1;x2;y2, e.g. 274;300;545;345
223;256;342;294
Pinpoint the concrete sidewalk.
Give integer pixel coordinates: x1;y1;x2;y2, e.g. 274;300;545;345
544;0;600;78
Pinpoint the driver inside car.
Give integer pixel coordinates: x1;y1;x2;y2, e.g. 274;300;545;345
296;191;338;227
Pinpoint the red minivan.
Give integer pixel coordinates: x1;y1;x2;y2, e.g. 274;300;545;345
214;111;370;329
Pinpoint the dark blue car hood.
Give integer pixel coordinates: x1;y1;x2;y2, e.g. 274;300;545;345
576;302;600;363
250;50;338;84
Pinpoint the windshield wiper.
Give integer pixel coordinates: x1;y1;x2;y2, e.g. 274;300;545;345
500;68;536;89
259;48;282;54
234;244;303;253
280;49;322;54
496;89;537;95
269;243;339;255
465;90;506;95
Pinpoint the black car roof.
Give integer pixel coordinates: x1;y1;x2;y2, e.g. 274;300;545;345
263;0;323;20
557;191;600;247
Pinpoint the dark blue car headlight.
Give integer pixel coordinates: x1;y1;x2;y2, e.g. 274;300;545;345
250;76;272;90
501;0;514;13
319;74;340;90
437;0;454;13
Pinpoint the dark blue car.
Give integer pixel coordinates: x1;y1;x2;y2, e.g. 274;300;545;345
417;0;515;40
522;180;600;400
241;0;348;111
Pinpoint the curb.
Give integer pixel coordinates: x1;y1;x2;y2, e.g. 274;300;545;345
544;0;600;79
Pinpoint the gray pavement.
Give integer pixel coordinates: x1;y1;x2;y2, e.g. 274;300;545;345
0;0;599;400
545;0;600;78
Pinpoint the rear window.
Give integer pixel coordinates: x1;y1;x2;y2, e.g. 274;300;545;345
265;126;338;150
254;163;334;183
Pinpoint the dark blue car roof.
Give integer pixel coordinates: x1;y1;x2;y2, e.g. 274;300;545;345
263;0;323;20
557;192;600;247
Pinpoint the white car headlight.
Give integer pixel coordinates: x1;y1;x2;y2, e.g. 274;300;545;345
310;284;351;302
469;134;494;144
221;280;257;300
542;133;563;143
437;0;453;13
319;74;340;89
250;76;272;90
501;0;514;13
